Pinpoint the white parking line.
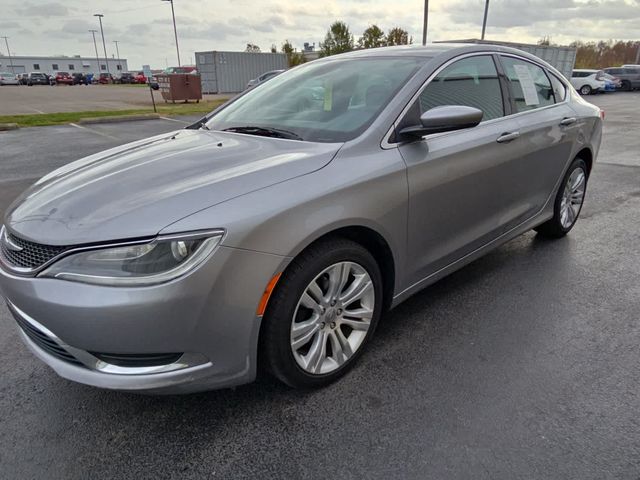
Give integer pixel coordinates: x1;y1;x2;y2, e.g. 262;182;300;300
159;116;191;124
28;107;46;114
69;123;119;140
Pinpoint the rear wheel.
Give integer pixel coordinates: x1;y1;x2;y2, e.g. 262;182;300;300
621;80;632;91
261;238;383;388
535;158;588;238
579;85;592;95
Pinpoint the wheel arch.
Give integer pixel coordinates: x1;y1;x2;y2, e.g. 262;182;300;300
576;147;593;175
278;224;397;313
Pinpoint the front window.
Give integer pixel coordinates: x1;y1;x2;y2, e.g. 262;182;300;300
206;57;424;143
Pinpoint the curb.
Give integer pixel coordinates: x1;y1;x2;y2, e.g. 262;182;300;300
0;123;19;131
78;113;161;125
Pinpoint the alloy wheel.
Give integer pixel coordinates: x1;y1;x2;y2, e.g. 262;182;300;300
290;261;375;375
560;166;586;229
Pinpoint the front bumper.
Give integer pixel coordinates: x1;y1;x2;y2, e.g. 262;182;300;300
0;245;288;394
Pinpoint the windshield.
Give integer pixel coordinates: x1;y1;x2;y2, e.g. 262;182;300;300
206;57;424;143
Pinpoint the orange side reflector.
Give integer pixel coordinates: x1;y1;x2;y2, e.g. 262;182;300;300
256;272;282;316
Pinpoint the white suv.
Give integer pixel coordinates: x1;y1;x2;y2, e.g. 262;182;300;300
571;69;606;95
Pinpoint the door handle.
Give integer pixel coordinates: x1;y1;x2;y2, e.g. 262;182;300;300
560;117;577;126
496;131;520;143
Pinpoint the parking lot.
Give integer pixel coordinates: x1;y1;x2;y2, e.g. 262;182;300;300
0;92;639;479
0;85;228;115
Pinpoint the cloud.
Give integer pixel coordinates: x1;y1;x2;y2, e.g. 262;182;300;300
18;1;69;16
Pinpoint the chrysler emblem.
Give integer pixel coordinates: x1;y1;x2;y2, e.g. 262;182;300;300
2;229;23;252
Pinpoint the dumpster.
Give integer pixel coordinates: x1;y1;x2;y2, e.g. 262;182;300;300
156;74;202;103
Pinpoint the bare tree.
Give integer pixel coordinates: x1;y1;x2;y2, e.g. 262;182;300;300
245;43;261;53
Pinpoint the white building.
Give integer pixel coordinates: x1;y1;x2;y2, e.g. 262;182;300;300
0;55;128;76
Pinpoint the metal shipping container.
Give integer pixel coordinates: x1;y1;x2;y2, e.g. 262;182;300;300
195;51;288;94
438;39;577;80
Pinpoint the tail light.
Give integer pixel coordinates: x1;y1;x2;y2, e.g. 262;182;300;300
600;110;605;120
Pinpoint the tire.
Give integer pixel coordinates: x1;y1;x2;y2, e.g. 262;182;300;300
535;158;588;238
621;80;632;91
261;237;383;389
579;85;592;95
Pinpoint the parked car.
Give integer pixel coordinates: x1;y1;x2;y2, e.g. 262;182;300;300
0;72;20;85
603;67;640;91
72;73;89;85
116;72;135;84
97;73;113;84
149;76;159;90
26;72;49;86
134;72;147;84
17;73;29;85
164;66;198;74
0;44;602;393
602;72;621;91
246;69;285;89
85;73;95;84
570;69;605;95
54;72;73;85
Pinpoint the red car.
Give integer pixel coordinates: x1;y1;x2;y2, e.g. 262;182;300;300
134;72;147;84
55;72;73;85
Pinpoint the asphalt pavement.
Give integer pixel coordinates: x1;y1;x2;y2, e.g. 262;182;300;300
0;94;639;479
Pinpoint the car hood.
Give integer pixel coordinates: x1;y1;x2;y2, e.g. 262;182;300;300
6;129;341;246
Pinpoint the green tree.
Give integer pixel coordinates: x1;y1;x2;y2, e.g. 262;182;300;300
281;40;306;67
270;44;277;53
386;27;411;46
358;24;386;49
320;21;354;57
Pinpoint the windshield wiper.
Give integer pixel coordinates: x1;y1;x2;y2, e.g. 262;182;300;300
222;126;303;141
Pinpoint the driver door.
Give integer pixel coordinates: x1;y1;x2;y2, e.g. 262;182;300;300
397;54;532;286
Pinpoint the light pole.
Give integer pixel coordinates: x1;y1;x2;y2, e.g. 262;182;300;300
113;40;121;71
422;0;429;45
94;14;110;76
89;30;100;74
162;0;181;66
481;0;490;40
1;36;14;75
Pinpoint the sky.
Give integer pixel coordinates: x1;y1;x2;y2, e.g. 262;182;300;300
1;0;639;69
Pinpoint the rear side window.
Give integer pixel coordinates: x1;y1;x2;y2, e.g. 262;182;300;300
418;55;504;121
500;56;554;113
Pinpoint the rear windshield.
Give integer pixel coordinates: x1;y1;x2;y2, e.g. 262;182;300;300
206;57;424;143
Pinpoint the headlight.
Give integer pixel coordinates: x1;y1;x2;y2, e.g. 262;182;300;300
40;230;224;286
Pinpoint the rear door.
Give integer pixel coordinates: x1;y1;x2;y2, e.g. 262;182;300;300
498;55;578;212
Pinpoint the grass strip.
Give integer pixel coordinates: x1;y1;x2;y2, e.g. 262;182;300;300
0;100;227;127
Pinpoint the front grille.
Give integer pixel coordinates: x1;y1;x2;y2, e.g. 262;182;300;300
0;231;70;270
12;308;84;367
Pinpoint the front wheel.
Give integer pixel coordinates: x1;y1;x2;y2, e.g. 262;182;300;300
535;158;588;238
261;238;383;388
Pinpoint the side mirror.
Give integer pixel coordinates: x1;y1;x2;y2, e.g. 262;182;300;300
398;105;484;139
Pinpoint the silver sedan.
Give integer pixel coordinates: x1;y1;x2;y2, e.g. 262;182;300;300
0;44;602;393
